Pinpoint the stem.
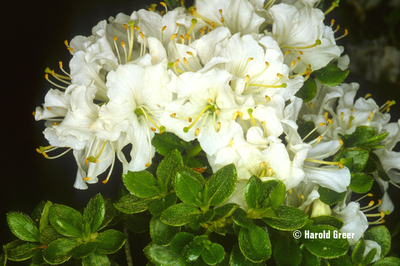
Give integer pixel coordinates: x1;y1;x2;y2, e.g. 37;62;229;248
123;222;133;266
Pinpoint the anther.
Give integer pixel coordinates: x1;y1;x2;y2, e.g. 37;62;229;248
365;93;372;99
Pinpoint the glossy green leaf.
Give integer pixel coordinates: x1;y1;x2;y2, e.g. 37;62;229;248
363;226;391;258
123;170;160;198
244;176;267;210
264;180;286;208
327;255;353;266
369;153;390;181
262;206;308;231
372;257;400;266
43;238;80;265
144;243;181;266
31;201;52;231
300;245;321;266
72;242;98;259
239;226;271;263
124;212;151;233
170;232;195;253
3;241;39;262
184;242;205;262
82;252;111;266
340;126;375;148
232;208;254;228
349;173;374;194
149;192;177;216
363;248;377;265
303;225;349;258
295;78;317;102
6;212;39;242
157;149;184;190
202;243;225;265
95;229;126;254
318;187;346;205
274;239;303;266
175;166;205;206
314;63;349;87
189;209;214;230
364;132;389;146
351;239;365;264
212;203;238;221
230;244;265;266
49;204;82;237
310;216;343;229
334;148;369;173
150;216;181;245
151;132;185;156
39;225;64;245
206;163;237;206
83;193;105;233
161;203;201;226
98;199;116;231
113;193;154;214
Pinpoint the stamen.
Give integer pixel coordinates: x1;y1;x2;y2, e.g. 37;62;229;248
64;40;73;52
187;19;197;36
365;93;372;99
302;122;325;141
183;104;215;132
45;74;67;90
148;3;157;11
186;51;201;70
282;39;321;50
335;29;348;41
45;68;71;85
113;36;122;64
188;7;222;27
247;108;257;127
305;158;343;169
120;41;128;64
160;2;167;12
355;193;374;202
324;1;339;15
85;141;107;164
127;21;135;62
330;19;335;27
389;180;400;189
263;0;275;9
58;61;70;77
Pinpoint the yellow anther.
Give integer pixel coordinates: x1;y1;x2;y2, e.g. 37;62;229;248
285;50;291;56
195;128;200;136
171;33;178;40
176;23;180;27
170;113;176;117
267;167;273;176
145;163;151;167
187;51;194;56
211;22;216;29
151;127;156;132
277;73;283;79
113;36;117;42
265;95;271;102
188;118;192;122
134;26;140;31
309;102;313;108
298;51;303;55
162;25;167;32
207;98;213;103
340;112;344;120
365;93;372;99
174;59;180;66
123;24;128;30
102;179;109;184
181;0;184;5
318;122;326;127
59;61;63;68
368;200;374;207
230;138;234;147
338;138;343;146
32;111;36;116
160;2;166;8
46;107;51;110
290;60;296;68
335;24;340;31
215;109;220;115
64;40;69;47
185;33;190;40
330;19;335;26
368;193;374;197
216;122;221;132
378;199;382;205
327;119;332;124
83;177;91;181
45;74;49;80
121;41;125;47
139;32;145;39
53;122;59;126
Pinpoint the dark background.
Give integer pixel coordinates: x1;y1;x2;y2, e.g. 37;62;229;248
1;0;400;264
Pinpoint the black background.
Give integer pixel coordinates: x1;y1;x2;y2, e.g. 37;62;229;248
1;0;400;264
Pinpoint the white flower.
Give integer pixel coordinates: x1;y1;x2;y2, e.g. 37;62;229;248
363;240;382;263
269;3;342;73
90;60;172;172
192;0;265;35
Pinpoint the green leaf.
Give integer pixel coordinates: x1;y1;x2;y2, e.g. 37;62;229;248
232;208;254;228
83;193;105;233
183;242;205;262
43;238;80;265
3;241;40;262
206;163;237;206
364;132;389;146
49;204;83;238
98;199;116;231
82;252;111;266
244;176;267;210
262;206;308;231
295;78;317;102
298;121;316;142
334;148;369;173
170;232;195;253
363;248;377;265
113;193;154;214
0;254;5;266
264;180;286;208
123;170;160;198
373;257;400;266
212;203;238;221
351;239;365;264
318;187;346;205
369;153;390;181
300;246;321;266
310;216;343;229
150;216;181;245
189;209;215;230
239;226;271;263
341;126;375;148
175;166;205;206
327;255;353;266
314;63;349;87
303;225;349;259
149;193;177;216
152;132;185;156
274;239;303;266
95;229;126;254
144;243;181;266
202;243;225;265
161;203;201;226
6;212;39;242
72;242;98;259
230;244;265;266
157;149;184;190
124;212;151;233
363;226;391;258
349;173;374;194
31;201;52;231
39;225;64;245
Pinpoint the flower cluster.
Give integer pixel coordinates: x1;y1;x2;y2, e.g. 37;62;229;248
34;0;400;257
